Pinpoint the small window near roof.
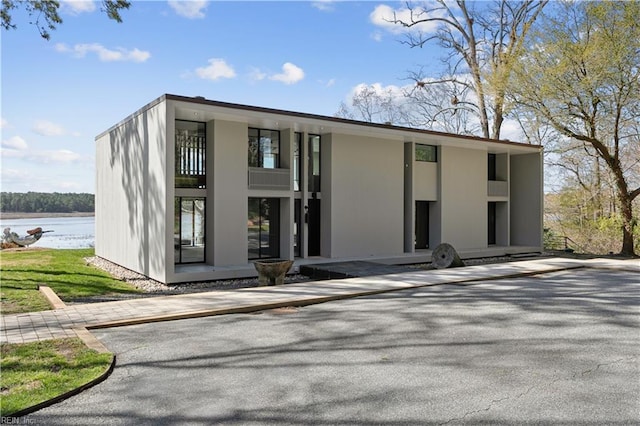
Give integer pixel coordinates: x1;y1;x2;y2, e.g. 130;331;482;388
415;144;437;162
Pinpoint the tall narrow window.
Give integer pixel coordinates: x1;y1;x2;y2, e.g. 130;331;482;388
308;134;321;192
488;153;497;180
294;199;301;257
488;202;497;245
175;120;206;188
174;197;205;264
249;128;280;168
294;132;302;191
415;201;430;249
248;198;280;259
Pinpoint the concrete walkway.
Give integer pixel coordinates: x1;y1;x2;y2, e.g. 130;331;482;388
2;257;638;349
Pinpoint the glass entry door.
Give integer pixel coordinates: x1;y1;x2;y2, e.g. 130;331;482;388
248;198;280;260
175;197;205;264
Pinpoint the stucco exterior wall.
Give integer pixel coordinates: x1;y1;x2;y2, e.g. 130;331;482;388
414;162;438;201
439;145;487;249
510;153;543;247
95;101;167;282
326;134;404;257
211;119;249;266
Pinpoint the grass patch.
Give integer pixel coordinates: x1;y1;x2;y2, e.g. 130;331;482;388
0;338;113;416
0;248;140;314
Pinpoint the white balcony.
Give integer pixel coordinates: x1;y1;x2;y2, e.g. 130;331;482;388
248;167;291;190
488;180;508;197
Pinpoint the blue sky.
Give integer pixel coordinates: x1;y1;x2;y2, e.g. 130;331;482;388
1;0;462;194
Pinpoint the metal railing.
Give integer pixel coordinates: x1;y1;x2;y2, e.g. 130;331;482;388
248;167;291;190
544;235;588;253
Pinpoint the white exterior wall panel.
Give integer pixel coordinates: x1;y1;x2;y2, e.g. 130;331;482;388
439;146;487;249
327;134;404;257
414;162;438;201
212;120;249;266
510;153;543;247
95;101;167;282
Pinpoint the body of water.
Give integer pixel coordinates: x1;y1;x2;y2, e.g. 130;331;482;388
1;216;95;249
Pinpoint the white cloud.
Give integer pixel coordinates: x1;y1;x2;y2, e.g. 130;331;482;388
1;136;28;151
169;0;208;19
312;1;336;12
270;62;305;85
370;4;444;35
55;43;151;62
30;149;82;164
195;58;236;81
499;119;524;142
348;82;406;100
0;118;8;129
325;78;336;87
33;120;65;137
249;67;267;82
370;31;383;42
60;0;96;15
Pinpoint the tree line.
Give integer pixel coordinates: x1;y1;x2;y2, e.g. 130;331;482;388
0;192;94;213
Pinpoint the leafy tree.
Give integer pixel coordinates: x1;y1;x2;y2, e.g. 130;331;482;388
1;0;130;40
513;0;640;256
387;0;548;139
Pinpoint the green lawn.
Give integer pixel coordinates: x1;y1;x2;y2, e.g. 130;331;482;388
0;249;134;415
0;338;113;416
0;248;140;314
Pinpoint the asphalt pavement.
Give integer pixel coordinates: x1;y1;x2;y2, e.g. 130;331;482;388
24;267;639;425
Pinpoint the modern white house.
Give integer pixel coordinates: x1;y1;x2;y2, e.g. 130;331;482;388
95;94;543;284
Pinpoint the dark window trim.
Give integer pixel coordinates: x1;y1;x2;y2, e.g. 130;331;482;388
248;198;281;260
415;144;437;162
175;196;206;264
175;119;206;188
488;153;497;181
249;127;281;169
308;134;321;193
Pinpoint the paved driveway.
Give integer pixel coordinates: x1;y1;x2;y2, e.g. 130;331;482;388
27;268;639;425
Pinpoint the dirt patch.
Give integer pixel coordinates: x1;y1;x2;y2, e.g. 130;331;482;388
54;340;81;362
1;246;49;253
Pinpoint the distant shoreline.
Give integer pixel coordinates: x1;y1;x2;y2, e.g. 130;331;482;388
0;212;95;220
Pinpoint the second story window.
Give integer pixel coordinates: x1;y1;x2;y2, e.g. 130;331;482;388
249;128;280;169
175;120;206;188
415;144;437;162
294;132;302;191
488;153;497;180
308;134;321;192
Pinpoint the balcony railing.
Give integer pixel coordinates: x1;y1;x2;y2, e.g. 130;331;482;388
488;180;508;197
248;167;291;190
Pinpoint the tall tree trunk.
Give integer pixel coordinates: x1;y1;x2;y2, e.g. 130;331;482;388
619;192;636;256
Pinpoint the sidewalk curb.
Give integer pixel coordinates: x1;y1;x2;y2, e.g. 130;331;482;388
86;265;583;330
38;285;66;310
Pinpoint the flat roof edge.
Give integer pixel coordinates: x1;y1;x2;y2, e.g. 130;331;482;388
166;94;541;150
97;93;542;151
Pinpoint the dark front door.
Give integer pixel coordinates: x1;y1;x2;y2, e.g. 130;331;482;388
294;199;301;257
308;199;321;256
488;202;497;245
415;201;429;249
